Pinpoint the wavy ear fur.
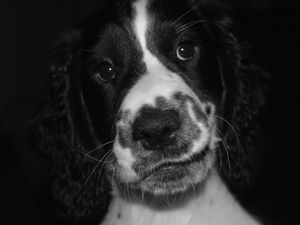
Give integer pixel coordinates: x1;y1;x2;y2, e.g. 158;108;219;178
195;1;266;191
36;30;110;224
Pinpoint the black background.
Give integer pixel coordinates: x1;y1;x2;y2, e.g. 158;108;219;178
0;0;299;224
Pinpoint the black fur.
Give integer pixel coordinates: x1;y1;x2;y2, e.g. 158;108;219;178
36;0;266;224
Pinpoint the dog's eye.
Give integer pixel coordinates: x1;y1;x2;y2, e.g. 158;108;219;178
93;62;116;82
176;44;197;61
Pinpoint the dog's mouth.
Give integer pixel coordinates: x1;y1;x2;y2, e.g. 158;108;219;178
134;148;210;191
109;147;212;196
140;147;210;181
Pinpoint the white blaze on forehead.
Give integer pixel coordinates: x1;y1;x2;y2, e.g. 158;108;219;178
120;0;200;114
133;0;148;53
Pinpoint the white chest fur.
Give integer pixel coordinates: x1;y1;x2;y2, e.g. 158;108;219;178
101;173;261;225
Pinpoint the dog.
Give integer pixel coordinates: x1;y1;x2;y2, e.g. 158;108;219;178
36;0;266;224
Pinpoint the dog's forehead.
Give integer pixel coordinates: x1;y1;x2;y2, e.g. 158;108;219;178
92;0;192;70
131;0;192;42
133;0;192;19
113;0;199;114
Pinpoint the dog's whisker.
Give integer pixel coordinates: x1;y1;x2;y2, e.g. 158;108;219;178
79;158;103;192
154;193;164;206
176;19;206;34
176;19;203;31
215;115;240;147
111;163;118;187
96;163;103;187
216;142;224;171
79;149;116;163
221;139;232;179
85;140;114;157
80;149;115;191
176;19;233;35
171;190;178;207
172;3;198;25
215;129;233;179
164;194;172;209
77;151;100;162
98;149;115;176
110;163;117;185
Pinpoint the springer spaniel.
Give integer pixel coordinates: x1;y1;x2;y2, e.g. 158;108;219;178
37;0;266;224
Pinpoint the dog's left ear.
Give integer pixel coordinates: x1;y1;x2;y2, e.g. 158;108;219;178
193;0;267;191
35;29;111;224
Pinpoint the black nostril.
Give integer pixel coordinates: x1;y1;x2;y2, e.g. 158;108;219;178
132;108;180;149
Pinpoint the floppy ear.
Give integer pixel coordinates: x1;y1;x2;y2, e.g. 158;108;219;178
195;1;267;191
218;51;266;192
35;30;111;224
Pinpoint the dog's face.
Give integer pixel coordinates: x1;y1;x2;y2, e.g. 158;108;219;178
81;0;224;196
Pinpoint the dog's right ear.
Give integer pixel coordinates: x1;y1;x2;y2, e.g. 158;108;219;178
35;29;111;224
35;29;82;158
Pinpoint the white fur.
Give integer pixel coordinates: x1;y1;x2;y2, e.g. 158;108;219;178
101;173;261;225
113;133;138;182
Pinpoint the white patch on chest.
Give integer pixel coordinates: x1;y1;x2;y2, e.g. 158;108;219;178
101;173;262;225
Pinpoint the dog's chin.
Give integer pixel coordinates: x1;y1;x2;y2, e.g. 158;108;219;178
114;160;211;198
139;162;209;196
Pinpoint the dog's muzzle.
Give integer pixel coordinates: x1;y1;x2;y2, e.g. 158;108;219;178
108;91;218;196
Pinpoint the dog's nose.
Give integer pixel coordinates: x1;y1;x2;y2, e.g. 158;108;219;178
132;108;180;149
